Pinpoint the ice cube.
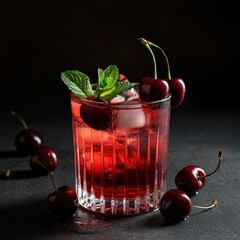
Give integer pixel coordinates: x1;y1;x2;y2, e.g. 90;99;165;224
110;95;125;104
110;89;139;103
122;88;139;101
116;102;147;130
117;73;140;101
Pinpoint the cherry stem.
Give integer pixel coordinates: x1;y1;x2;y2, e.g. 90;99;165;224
139;37;171;80
192;199;218;210
138;38;157;79
48;172;57;191
5;160;29;179
11;111;28;129
198;149;223;180
34;160;57;191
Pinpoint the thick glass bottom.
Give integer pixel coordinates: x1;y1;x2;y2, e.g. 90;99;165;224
76;185;166;216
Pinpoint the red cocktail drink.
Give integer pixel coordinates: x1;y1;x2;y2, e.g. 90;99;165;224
71;84;171;215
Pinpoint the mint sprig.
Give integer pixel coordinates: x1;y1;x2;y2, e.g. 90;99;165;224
61;65;135;102
61;70;95;99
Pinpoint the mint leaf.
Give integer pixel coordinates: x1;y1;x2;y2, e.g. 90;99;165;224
61;65;135;102
102;65;119;88
97;68;104;88
97;65;119;92
101;81;135;101
61;70;94;98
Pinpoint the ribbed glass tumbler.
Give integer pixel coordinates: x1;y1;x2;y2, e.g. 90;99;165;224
70;84;171;216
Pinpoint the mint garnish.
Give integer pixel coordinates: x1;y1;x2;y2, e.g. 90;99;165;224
61;70;94;99
61;65;135;102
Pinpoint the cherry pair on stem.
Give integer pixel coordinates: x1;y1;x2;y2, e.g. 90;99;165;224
138;37;186;108
159;150;223;221
6;111;78;219
6;111;58;177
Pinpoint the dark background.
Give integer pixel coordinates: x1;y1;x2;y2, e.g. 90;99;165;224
0;1;239;118
1;2;240;239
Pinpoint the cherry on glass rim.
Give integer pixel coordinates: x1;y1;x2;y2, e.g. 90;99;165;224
139;77;170;102
167;77;186;108
138;38;186;108
138;38;170;102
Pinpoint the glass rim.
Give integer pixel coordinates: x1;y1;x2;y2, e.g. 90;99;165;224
70;83;171;109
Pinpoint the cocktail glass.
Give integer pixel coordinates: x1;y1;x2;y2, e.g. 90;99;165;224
70;83;171;216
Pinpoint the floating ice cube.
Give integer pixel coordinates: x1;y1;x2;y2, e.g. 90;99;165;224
117;73;140;101
122;88;139;101
111;74;146;129
116;102;147;130
110;89;139;103
110;95;125;104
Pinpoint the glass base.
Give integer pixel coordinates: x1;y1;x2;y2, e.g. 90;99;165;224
76;186;166;216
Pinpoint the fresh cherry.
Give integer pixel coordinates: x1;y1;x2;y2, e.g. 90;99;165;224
11;111;43;155
138;38;185;108
138;38;170;102
139;77;169;101
36;162;79;219
159;189;191;221
167;77;186;108
175;165;206;195
47;185;79;219
30;146;59;175
5;146;59;178
175;150;223;195
80;102;113;130
159;189;218;221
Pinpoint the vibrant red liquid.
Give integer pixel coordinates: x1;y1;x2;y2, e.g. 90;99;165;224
71;92;170;215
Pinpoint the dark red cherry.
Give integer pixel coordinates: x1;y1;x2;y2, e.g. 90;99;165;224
139;77;170;102
175;165;206;195
175;150;223;195
159;189;218;221
80;102;113;130
47;185;79;219
11;111;43;155
138;38;185;108
159;189;192;221
30;146;59;175
15;129;43;155
167;77;186;108
5;146;58;178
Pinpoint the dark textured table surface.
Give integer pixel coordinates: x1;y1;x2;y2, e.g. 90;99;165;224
1;105;240;240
